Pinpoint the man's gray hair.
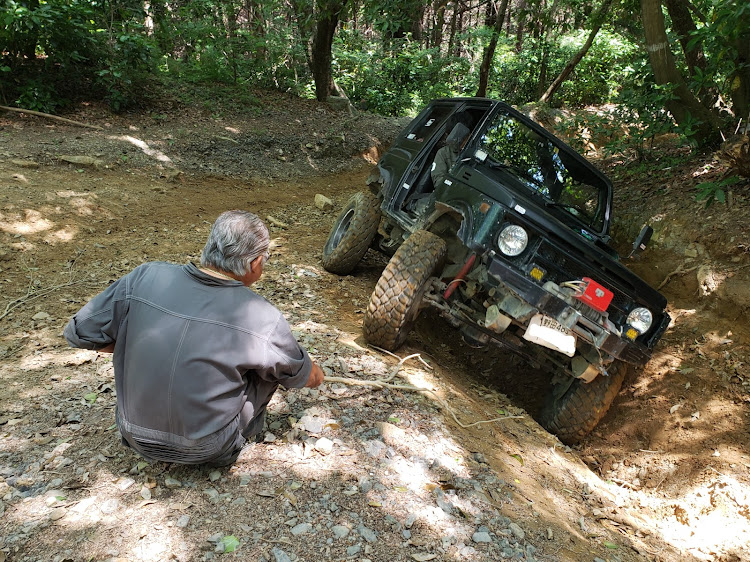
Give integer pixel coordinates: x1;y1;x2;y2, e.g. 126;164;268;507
200;210;269;276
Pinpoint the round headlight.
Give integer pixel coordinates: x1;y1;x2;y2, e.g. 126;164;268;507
497;225;528;256
627;307;653;334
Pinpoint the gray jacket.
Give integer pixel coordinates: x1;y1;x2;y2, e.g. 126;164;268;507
64;262;312;463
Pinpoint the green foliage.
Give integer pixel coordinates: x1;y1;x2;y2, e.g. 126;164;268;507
334;31;469;115
482;29;637;108
1;0;99;66
558;30;638;106
97;29;157;111
483;36;543;106
361;0;421;38
695;175;740;207
0;0;741;136
558;54;684;161
0;0;160;110
685;0;750;116
161;1;309;95
15;79;58;113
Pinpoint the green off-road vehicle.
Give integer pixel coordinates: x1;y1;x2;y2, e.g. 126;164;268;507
322;98;670;444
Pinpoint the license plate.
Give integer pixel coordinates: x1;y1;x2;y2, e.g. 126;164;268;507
523;314;576;357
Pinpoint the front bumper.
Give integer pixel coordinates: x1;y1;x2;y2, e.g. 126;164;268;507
486;259;663;366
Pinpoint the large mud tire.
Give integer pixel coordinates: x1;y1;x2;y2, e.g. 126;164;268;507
539;360;629;445
322;192;381;275
363;230;446;351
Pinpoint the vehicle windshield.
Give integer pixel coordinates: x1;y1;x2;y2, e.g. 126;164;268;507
478;111;608;233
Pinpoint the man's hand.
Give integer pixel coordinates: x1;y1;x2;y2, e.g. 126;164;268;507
305;363;325;388
98;342;116;353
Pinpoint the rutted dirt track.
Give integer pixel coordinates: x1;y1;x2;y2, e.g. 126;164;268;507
0;99;749;562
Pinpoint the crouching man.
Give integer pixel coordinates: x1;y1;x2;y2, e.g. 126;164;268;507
64;210;324;466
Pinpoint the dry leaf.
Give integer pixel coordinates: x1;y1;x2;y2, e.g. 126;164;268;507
169;502;193;510
49;507;67;521
283;490;298;507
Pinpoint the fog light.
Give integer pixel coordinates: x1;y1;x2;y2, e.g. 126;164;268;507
529;266;545;281
627;307;653;334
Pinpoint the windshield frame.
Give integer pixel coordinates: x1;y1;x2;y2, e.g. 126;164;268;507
473;105;613;236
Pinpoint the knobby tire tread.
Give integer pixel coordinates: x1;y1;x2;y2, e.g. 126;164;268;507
539;360;628;445
322;192;380;275
363;230;446;351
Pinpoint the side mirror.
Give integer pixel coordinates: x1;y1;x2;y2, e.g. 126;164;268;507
630;225;653;256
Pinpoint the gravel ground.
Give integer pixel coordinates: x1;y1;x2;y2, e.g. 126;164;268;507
3;98;748;562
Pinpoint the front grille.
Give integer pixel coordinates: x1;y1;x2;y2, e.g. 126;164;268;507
533;241;632;323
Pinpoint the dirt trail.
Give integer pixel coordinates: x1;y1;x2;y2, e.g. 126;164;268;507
0;102;749;562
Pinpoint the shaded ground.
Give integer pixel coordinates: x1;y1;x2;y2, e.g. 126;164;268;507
0;97;749;562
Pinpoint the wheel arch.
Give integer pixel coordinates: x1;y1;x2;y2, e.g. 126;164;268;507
423;201;475;262
366;165;390;198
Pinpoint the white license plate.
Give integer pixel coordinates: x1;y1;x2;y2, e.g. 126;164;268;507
523;314;576;357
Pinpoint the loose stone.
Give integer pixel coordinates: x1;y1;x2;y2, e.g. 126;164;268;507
358;524;377;543
290;522;312;536
508;522;525;541
272;547;292;562
472;531;491;543
332;525;350;538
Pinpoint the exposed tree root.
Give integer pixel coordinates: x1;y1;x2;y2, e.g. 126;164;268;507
325;350;523;429
656;263;698;290
0;105;103;130
0;279;99;322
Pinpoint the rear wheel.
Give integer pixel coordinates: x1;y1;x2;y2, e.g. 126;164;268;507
322;192;380;275
363;230;446;350
539;360;628;445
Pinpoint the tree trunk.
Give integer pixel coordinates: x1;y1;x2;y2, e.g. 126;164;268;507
447;1;459;56
476;0;509;97
293;0;316;72
640;0;721;146
731;37;750;121
514;0;527;52
537;43;549;98
664;0;705;76
310;0;347;102
432;0;449;50
539;0;614;104
664;0;721;109
411;2;425;42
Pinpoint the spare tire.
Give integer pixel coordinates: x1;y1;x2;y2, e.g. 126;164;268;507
321;192;381;275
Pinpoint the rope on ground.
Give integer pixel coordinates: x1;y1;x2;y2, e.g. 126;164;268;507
325;351;523;429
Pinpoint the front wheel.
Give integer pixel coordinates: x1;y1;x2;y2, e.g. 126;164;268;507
539;360;629;445
363;230;446;351
322;191;381;275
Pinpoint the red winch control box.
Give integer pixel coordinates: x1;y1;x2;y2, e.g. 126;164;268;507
575;277;613;312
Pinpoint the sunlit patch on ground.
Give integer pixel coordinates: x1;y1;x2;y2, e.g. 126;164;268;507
0;209;53;235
